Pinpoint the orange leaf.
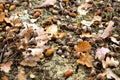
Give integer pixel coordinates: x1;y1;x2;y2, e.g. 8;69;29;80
75;41;91;53
77;52;93;67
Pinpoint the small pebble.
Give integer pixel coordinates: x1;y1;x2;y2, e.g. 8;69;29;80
57;49;63;55
9;5;16;11
52;10;58;15
45;48;54;56
64;70;73;77
33;12;40;19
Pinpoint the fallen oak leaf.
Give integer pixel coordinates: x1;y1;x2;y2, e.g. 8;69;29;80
74;41;91;53
0;61;13;73
77;52;93;67
101;21;114;38
95;47;110;61
102;57;119;68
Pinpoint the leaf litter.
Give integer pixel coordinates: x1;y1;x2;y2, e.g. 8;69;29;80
0;0;120;80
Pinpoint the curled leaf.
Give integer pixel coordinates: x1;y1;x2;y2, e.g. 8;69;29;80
101;21;114;38
95;47;110;61
102;57;119;68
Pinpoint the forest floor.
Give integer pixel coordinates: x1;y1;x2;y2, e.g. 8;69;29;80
0;0;120;80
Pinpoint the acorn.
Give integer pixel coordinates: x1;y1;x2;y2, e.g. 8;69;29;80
59;32;66;39
5;26;11;31
94;11;101;16
4;9;9;16
33;12;40;19
69;12;77;17
64;70;73;77
45;48;54;56
63;0;69;3
0;27;2;31
34;9;43;13
9;5;16;11
104;7;113;11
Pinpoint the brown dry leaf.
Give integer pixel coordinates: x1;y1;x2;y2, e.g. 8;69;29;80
40;0;56;7
102;57;119;68
19;27;34;43
75;41;91;53
0;61;12;73
21;50;44;67
46;24;58;38
101;21;114;38
17;66;27;80
77;52;93;67
0;12;5;22
20;60;37;67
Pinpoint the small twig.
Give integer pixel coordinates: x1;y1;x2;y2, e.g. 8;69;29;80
58;0;64;10
0;45;8;63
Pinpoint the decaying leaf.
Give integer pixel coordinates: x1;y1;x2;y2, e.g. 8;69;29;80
0;61;12;73
46;24;58;38
74;41;91;53
26;48;44;56
95;47;110;61
110;37;119;45
101;21;114;38
81;16;102;26
103;68;120;80
20;60;37;67
21;49;44;67
18;21;48;67
81;20;92;26
40;0;56;7
102;57;119;68
17;66;27;80
97;68;120;80
77;52;93;67
77;2;92;15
